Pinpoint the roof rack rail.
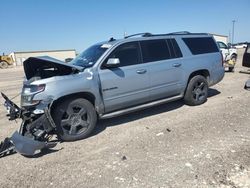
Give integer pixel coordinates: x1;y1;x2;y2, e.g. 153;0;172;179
124;32;152;39
167;31;191;35
124;31;209;39
145;31;209;37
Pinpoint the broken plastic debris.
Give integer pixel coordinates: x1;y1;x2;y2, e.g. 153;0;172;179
156;132;164;136
185;162;193;168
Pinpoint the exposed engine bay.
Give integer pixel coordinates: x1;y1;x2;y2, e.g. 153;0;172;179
23;56;81;80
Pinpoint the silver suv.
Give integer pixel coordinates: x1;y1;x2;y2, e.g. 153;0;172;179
20;31;224;141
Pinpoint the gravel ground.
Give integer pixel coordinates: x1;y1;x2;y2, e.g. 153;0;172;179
0;49;250;188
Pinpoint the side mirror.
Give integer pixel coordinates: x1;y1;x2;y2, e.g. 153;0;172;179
105;58;120;68
65;58;73;63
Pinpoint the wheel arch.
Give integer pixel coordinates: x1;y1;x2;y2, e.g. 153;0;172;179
231;53;237;59
50;92;96;112
188;69;210;83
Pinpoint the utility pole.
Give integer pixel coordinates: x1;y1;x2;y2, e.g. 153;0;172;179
232;20;236;44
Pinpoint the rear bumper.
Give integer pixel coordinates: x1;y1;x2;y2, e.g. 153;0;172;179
210;68;224;86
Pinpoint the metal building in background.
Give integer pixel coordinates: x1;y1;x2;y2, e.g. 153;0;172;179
210;33;228;44
9;49;76;66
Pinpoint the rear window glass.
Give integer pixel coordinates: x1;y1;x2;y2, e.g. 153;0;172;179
182;37;219;55
140;39;171;63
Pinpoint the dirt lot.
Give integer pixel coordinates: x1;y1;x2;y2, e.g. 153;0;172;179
0;50;250;188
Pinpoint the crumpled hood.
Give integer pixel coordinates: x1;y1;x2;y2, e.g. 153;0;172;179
23;56;83;80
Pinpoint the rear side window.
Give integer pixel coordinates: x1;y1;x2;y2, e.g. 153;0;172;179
183;37;219;55
140;39;171;63
106;42;140;67
166;39;183;58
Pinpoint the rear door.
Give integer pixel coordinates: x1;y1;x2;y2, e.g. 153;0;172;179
99;42;150;113
243;44;250;67
140;39;183;101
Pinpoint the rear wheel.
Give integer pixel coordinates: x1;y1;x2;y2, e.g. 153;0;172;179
184;75;208;106
0;61;8;69
53;98;97;141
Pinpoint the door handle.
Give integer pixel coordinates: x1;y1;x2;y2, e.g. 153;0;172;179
136;69;147;74
172;63;182;67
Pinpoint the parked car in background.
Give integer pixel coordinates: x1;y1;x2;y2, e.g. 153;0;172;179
242;43;250;68
217;41;237;72
243;43;250;90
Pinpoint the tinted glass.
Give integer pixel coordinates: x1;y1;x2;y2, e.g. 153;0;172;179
217;42;227;49
140;39;171;63
166;39;182;58
183;37;219;55
107;42;140;67
70;44;109;67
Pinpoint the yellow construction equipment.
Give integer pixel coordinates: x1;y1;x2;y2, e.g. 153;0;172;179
0;54;14;69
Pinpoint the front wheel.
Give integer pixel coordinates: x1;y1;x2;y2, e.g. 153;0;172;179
184;75;208;106
53;98;97;141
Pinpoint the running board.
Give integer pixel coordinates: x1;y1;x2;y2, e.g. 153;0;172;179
99;95;183;119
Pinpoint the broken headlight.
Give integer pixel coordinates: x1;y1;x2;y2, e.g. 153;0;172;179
21;84;46;107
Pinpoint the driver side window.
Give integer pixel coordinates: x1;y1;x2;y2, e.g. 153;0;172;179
104;42;141;68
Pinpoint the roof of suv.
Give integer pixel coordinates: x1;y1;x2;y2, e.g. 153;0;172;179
104;31;211;44
100;31;212;49
124;31;210;39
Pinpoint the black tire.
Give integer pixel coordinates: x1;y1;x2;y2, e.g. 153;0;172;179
184;75;208;106
52;98;97;141
0;61;8;69
228;67;234;72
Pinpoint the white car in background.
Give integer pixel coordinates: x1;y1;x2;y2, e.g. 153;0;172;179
217;41;237;72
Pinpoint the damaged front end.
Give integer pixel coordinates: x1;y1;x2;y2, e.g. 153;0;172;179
0;92;57;157
0;56;83;158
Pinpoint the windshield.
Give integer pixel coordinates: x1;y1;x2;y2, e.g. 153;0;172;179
70;44;110;67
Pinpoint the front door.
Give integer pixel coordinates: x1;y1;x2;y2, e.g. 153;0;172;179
99;42;150;113
217;41;229;61
243;44;250;67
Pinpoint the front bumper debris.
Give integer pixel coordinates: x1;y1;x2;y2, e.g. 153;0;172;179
11;131;56;156
0;92;58;158
0;138;15;158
